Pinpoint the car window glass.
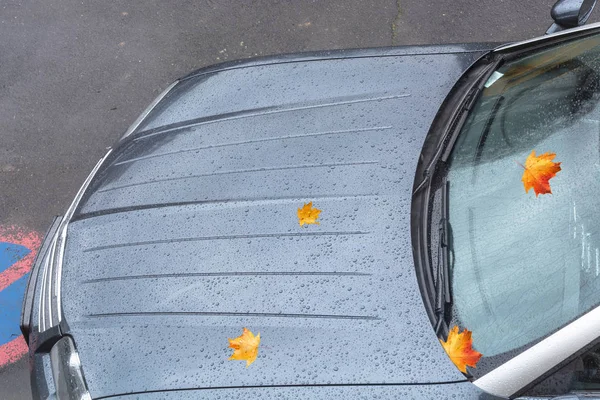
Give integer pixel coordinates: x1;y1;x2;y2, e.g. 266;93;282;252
443;33;600;379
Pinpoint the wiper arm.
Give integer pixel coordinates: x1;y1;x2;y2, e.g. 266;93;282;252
434;177;453;336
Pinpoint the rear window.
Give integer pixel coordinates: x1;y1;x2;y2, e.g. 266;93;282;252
444;34;600;378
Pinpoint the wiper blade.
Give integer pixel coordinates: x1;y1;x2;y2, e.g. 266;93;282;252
434;177;453;336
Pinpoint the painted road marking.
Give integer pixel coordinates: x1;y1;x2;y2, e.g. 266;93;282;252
0;227;41;367
0;273;29;343
0;243;29;292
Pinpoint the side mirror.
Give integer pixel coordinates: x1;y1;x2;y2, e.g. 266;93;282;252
546;0;597;34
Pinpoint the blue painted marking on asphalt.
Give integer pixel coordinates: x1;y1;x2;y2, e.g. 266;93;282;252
0;242;29;274
0;274;29;345
0;242;32;346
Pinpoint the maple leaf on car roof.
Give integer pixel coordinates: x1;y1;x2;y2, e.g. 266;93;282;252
297;202;321;226
228;328;261;367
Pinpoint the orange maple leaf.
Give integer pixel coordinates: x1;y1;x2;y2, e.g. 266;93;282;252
297;202;321;226
228;327;261;367
440;326;482;373
520;150;561;197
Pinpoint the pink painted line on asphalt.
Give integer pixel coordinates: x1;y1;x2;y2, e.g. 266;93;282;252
0;227;41;292
0;253;36;293
0;336;28;366
0;226;41;367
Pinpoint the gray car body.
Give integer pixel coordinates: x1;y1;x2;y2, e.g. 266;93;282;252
64;44;490;398
29;43;515;399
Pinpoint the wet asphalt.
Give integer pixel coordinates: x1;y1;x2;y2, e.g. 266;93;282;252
0;0;597;398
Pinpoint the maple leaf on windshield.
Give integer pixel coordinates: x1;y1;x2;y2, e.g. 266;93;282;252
228;328;261;367
297;202;321;226
520;150;561;197
440;326;482;373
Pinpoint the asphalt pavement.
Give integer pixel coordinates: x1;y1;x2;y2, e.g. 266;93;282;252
1;0;597;398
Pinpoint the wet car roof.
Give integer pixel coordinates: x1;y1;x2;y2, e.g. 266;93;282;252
61;46;487;398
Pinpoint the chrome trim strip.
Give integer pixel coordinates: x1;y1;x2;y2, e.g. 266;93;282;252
36;150;114;332
22;216;61;338
52;149;113;327
475;305;600;397
120;81;179;140
38;243;52;332
50;232;64;327
494;21;600;52
45;238;56;329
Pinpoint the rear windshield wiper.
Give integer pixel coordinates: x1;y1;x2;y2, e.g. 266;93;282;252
434;177;453;336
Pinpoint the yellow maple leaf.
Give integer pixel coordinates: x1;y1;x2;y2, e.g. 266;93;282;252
440;326;482;373
297;202;321;226
228;327;261;367
520;150;561;197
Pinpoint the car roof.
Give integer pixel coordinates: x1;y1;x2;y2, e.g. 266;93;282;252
61;47;487;397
